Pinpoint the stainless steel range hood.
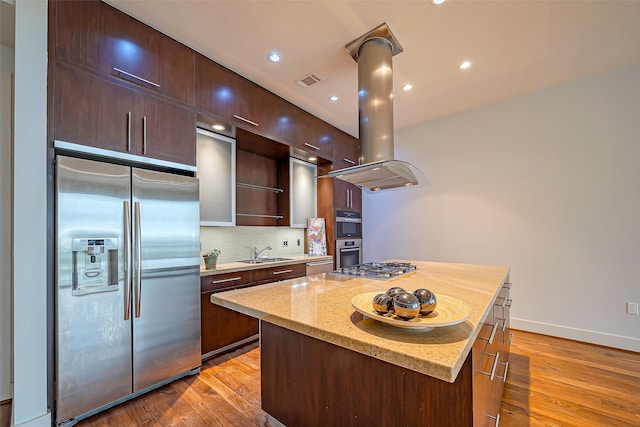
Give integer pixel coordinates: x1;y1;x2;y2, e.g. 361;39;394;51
326;23;430;193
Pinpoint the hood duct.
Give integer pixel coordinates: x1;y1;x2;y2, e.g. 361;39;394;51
326;23;430;193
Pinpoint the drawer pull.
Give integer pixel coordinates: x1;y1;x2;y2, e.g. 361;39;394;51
487;413;500;427
113;67;160;88
233;114;260;127
503;282;512;289
481;322;498;345
481;352;500;381
211;276;243;284
307;261;333;267
498;317;508;332
272;269;294;275
304;142;320;151
497;360;509;382
343;158;356;165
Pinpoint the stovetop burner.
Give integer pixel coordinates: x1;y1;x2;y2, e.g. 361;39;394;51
335;262;417;279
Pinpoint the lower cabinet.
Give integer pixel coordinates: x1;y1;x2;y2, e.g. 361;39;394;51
200;264;307;359
472;280;512;426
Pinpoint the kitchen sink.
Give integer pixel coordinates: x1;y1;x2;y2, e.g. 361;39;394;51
238;258;292;264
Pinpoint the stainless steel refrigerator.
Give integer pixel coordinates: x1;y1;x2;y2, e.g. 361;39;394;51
55;155;201;425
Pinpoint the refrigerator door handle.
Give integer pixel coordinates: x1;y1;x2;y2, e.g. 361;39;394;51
134;201;142;318
123;201;132;321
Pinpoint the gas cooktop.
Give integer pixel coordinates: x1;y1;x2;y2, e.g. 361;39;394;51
334;262;417;280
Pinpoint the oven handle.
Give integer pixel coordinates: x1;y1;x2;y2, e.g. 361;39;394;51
340;248;361;253
336;217;361;223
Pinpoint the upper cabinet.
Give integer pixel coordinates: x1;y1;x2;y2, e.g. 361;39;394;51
197;128;236;226
280;101;334;161
289;158;317;228
332;129;360;170
53;63;196;166
195;54;282;141
53;0;195;105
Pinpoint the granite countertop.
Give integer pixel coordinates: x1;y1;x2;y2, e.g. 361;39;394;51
211;260;510;383
200;255;333;276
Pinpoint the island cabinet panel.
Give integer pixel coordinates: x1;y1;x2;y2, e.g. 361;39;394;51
195;54;282;141
53;0;195;105
261;321;475;427
280;101;334;161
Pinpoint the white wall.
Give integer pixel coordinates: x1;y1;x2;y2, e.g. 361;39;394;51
12;0;50;425
364;62;640;352
0;43;13;403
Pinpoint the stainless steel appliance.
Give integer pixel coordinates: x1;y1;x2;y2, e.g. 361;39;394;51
334;261;417;280
336;210;362;238
55;156;201;426
335;239;362;269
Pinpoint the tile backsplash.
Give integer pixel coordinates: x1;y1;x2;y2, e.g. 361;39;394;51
200;226;306;265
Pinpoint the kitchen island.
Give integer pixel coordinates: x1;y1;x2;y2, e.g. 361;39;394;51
211;261;511;427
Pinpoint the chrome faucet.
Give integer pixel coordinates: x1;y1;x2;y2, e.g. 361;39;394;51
253;245;272;259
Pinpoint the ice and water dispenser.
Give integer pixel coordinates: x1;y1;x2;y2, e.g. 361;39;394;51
71;237;118;295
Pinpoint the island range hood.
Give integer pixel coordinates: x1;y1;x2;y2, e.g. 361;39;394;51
326;23;430;193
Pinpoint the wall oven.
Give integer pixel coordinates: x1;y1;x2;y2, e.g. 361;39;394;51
336;239;362;269
335;210;361;238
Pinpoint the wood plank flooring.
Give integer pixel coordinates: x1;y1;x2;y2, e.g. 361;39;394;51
75;329;640;426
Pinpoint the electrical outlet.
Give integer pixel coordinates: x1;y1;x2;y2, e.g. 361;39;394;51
297;239;301;246
282;239;288;247
627;302;639;315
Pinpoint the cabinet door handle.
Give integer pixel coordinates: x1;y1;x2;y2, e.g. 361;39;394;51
509;332;514;346
343;158;356;165
211;276;243;284
481;352;500;381
480;322;499;345
487;413;500;427
349;189;353;207
113;67;160;88
143;116;147;155
233;114;259;127
127;111;132;152
272;269;293;275
307;261;333;267
304;142;320;151
497;360;509;382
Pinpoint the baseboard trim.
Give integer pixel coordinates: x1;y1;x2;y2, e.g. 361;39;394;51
511;318;640;352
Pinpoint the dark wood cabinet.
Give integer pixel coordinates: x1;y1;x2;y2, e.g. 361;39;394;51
472;281;511;426
332;179;362;212
53;62;196;165
195;54;282;141
54;62;136;153
280;101;334;161
53;0;194;105
200;264;307;359
138;94;196;165
252;263;306;285
52;0;101;71
332;129;360;170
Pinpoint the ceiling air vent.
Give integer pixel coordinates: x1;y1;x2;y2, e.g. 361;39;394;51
296;72;322;88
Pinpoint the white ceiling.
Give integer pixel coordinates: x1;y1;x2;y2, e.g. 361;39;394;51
105;0;640;138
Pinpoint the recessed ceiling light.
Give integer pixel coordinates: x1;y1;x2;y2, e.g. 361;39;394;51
212;124;225;131
329;95;338;101
402;83;413;91
432;0;446;4
268;51;281;62
459;60;472;70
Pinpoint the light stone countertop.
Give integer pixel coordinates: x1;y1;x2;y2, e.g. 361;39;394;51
200;255;333;277
211;260;510;383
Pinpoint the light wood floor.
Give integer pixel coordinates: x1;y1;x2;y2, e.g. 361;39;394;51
75;329;640;426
